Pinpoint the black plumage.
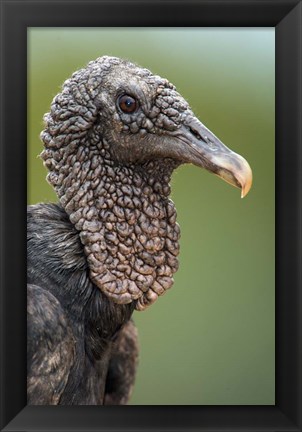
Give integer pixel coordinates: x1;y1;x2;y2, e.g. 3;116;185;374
27;56;252;405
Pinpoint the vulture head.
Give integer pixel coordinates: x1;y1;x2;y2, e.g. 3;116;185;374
41;56;252;311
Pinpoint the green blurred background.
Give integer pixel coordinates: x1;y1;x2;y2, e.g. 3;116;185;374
28;28;275;405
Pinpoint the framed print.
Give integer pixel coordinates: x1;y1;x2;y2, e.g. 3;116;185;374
0;0;301;431
27;26;272;407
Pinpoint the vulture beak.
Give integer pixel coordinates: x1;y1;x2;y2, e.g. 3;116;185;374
176;116;253;198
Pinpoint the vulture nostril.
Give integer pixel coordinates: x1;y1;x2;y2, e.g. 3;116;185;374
188;126;218;151
188;126;203;141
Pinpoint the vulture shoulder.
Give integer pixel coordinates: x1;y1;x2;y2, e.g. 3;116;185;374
27;284;75;404
27;203;137;405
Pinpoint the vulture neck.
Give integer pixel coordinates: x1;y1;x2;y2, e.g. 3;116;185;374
58;139;181;311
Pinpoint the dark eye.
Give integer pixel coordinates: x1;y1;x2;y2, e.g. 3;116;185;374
118;94;138;114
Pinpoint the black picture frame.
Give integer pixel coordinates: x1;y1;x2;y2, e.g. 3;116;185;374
0;0;301;431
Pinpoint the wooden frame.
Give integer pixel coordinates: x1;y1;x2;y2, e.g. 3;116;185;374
0;0;301;430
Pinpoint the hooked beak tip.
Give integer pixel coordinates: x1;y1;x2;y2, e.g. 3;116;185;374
237;157;253;198
214;153;253;198
241;180;252;198
241;174;253;198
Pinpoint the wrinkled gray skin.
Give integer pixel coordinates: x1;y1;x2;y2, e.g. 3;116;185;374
40;57;186;311
27;56;251;405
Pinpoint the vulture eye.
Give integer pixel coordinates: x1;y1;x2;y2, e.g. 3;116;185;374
118;94;138;114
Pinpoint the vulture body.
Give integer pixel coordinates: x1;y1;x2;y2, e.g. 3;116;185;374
27;56;252;405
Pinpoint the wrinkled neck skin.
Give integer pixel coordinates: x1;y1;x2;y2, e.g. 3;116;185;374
46;134;181;311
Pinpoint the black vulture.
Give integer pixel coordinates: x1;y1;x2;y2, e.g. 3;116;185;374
27;56;252;405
